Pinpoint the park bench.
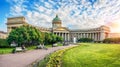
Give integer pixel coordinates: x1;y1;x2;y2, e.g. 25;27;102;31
36;45;48;50
15;47;23;52
12;47;26;53
53;43;58;47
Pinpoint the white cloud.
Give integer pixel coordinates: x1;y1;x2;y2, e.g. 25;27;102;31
6;0;120;32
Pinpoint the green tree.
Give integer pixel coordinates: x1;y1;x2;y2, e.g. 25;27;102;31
7;25;42;47
7;25;63;47
44;33;52;45
56;36;63;42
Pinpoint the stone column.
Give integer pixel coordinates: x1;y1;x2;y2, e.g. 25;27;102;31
97;33;99;41
86;33;88;38
79;33;81;38
90;33;92;39
83;33;85;38
91;33;92;39
94;33;95;41
100;32;105;41
77;33;79;40
68;33;70;41
92;33;94;40
82;33;84;38
89;33;91;38
65;33;66;41
96;33;98;41
66;33;68;41
98;32;100;41
94;33;97;41
79;33;81;39
85;33;86;38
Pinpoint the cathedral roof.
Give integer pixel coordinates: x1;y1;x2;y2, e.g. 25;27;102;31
52;15;61;22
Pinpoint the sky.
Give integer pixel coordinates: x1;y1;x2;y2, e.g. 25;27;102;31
0;0;120;33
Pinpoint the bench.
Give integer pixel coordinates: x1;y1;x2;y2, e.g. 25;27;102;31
15;47;23;52
36;45;48;50
53;43;58;47
12;47;26;53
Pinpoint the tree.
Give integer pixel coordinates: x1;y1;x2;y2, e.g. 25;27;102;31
7;25;63;47
44;33;52;45
56;36;63;42
7;25;42;47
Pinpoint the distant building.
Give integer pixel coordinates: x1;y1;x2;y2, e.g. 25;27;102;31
6;16;28;34
6;16;50;34
5;15;111;42
0;31;7;39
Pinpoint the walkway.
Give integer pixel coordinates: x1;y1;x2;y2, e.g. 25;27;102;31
0;45;75;67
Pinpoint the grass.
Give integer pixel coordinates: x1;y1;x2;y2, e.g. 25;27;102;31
0;46;37;54
0;43;63;54
27;46;37;50
0;48;13;54
37;45;74;67
62;43;120;67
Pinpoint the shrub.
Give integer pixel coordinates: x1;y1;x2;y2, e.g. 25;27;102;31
103;38;120;43
78;38;94;42
46;46;76;67
0;38;9;47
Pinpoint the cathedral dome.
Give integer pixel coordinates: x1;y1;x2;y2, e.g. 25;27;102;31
52;15;61;22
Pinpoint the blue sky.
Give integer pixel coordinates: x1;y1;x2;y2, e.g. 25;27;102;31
0;0;10;32
0;0;120;33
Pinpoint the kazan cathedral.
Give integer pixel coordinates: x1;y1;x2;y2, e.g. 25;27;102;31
6;15;110;42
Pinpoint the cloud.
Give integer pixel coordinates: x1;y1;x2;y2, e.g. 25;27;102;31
6;0;120;32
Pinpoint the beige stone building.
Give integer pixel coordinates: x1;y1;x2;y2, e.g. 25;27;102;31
0;31;7;39
6;16;50;34
5;15;110;42
6;16;28;34
52;15;110;42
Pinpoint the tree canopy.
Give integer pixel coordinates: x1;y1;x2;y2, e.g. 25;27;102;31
7;25;63;47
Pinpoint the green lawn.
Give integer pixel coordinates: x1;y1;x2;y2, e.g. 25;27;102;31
0;48;13;54
62;43;120;67
0;44;63;54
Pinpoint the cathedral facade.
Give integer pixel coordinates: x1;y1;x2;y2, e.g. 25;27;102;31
6;15;110;42
52;15;110;42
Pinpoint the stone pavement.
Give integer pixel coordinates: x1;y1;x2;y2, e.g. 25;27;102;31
0;45;75;67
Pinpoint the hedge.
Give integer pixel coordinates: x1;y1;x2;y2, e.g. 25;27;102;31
78;38;94;42
0;39;9;48
46;46;76;67
103;38;120;43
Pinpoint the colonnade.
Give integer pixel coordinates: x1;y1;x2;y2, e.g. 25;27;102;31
54;31;106;42
54;32;70;41
71;32;104;41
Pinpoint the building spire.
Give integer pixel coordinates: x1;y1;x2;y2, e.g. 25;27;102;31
56;14;58;18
